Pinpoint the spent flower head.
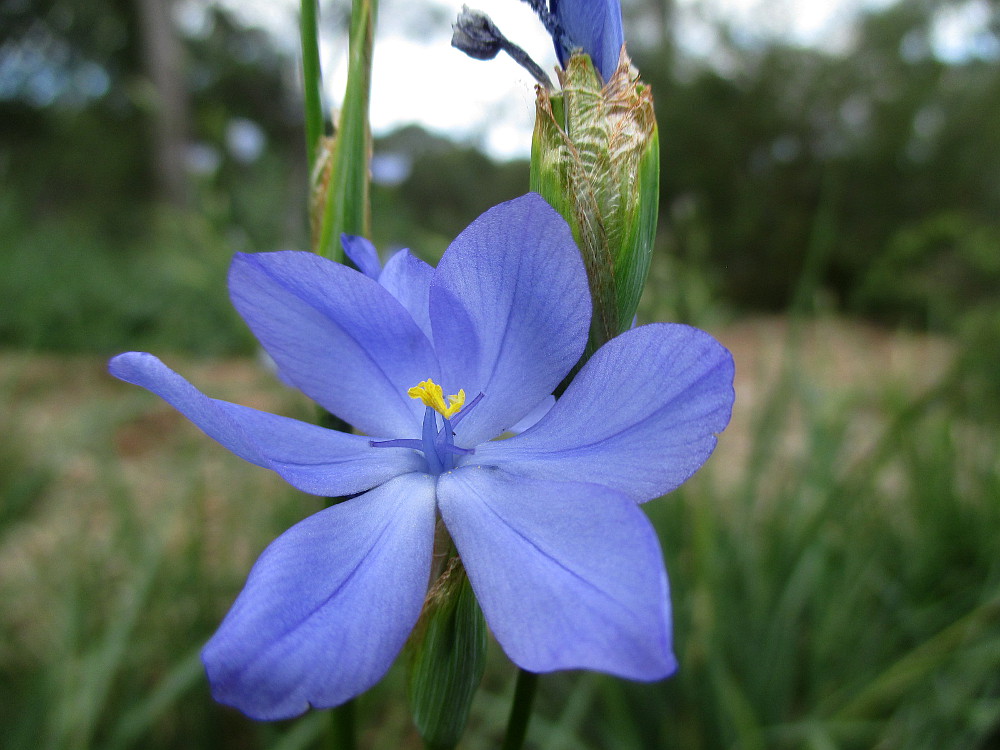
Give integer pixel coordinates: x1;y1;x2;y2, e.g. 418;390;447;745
453;0;624;85
109;194;734;720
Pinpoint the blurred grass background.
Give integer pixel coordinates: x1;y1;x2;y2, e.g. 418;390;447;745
2;0;999;747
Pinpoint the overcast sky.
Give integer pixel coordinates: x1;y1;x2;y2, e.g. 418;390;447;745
204;0;992;159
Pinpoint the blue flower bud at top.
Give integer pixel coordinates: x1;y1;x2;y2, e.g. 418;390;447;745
550;0;624;82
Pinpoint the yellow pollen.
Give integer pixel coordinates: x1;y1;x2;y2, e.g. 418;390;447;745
407;379;466;419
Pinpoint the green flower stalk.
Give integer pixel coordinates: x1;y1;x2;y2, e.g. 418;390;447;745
531;50;659;354
307;0;378;261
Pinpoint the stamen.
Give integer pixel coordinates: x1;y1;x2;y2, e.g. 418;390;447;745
450;392;484;428
440;444;475;456
369;438;422;449
408;379;466;419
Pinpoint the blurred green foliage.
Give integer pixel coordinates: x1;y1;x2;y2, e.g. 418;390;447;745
3;0;999;353
635;0;1000;328
0;189;255;354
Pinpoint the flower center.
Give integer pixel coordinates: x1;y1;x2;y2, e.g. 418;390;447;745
369;378;482;475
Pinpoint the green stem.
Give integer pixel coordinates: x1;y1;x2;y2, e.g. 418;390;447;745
317;0;378;259
500;669;538;750
328;700;356;750
299;0;324;172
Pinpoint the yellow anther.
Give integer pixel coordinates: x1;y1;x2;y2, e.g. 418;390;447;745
408;379;466;419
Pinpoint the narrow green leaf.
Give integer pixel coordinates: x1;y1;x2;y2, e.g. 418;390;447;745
299;0;324;172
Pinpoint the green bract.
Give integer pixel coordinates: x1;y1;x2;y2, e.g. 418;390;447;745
531;50;659;353
407;560;487;749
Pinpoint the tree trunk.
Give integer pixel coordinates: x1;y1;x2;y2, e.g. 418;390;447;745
136;0;190;207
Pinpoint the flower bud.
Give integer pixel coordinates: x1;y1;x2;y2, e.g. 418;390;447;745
406;557;487;749
531;49;659;352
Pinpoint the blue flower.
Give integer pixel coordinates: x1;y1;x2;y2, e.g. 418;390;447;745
109;194;734;721
550;0;624;82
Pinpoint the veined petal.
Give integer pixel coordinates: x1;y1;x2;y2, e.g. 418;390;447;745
109;353;424;496
551;0;624;82
341;234;382;279
430;194;590;446
378;248;433;340
229;251;439;437
475;323;735;502
202;473;437;720
438;467;675;680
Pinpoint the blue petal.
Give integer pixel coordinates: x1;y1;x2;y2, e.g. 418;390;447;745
551;0;624;82
474;323;735;502
378;248;433;340
508;395;554;434
438;467;675;680
202;473;437;720
109;353;425;496
341;234;382;279
229;251;440;437
430;194;590;446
